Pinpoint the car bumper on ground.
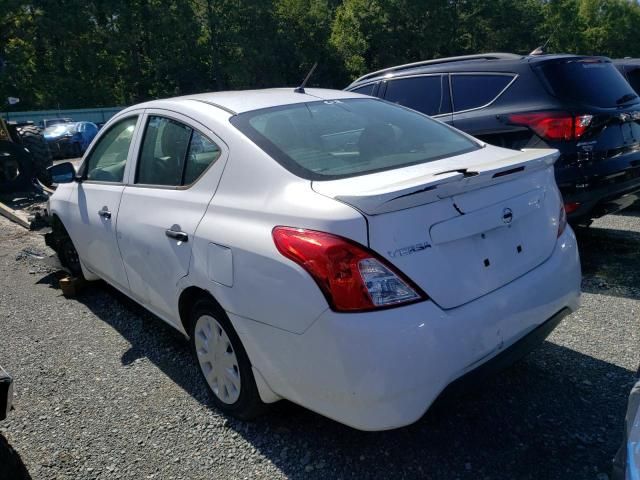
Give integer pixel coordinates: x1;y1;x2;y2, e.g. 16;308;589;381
231;227;582;431
0;367;13;421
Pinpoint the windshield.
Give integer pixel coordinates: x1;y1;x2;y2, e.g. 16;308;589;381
230;98;480;180
536;58;639;108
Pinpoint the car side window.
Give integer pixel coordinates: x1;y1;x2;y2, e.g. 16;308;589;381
384;75;450;116
136;116;221;187
84;116;138;182
451;74;514;112
137;116;192;186
351;83;377;96
183;131;221;185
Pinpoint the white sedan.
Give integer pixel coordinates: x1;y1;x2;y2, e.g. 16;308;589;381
46;88;581;431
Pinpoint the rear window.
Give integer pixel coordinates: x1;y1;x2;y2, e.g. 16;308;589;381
384;75;451;116
230;98;480;180
536;59;638;108
451;74;514;112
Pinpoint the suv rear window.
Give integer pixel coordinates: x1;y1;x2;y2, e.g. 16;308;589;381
536;59;638;108
451;74;514;112
230;98;479;180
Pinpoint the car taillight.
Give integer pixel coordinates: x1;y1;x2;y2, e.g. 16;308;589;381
508;112;593;141
272;227;426;312
557;203;568;238
564;202;580;215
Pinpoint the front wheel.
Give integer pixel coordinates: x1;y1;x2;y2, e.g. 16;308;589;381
189;299;266;420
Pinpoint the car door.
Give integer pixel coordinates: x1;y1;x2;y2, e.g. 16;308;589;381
116;111;227;322
66;114;142;291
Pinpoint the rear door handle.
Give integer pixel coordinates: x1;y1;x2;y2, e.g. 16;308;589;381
98;208;111;219
165;229;188;242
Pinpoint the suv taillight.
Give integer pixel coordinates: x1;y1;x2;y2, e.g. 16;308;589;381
272;227;427;312
508;112;593;141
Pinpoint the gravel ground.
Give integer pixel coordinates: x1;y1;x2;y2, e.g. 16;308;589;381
0;207;639;480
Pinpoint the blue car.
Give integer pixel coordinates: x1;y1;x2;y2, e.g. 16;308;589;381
43;121;98;158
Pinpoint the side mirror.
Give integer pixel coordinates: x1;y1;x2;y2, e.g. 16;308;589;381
47;162;77;184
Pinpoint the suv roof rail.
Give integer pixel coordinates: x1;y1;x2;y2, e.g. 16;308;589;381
352;52;523;84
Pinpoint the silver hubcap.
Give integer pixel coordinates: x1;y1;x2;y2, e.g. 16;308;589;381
194;315;241;404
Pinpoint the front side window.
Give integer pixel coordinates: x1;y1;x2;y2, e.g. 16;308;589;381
230;98;479;180
136;116;221;186
451;74;514;112
384;75;450;116
85;116;138;182
350;83;377;96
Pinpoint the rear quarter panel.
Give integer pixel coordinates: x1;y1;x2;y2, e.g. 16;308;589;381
184;125;368;334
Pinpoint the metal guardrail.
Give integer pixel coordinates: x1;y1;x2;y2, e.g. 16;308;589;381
1;106;124;124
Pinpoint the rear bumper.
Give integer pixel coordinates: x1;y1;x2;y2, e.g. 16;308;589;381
439;307;570;396
232;227;582;430
0;367;13;421
561;166;640;223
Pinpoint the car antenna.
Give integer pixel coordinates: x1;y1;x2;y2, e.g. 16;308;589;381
294;62;318;94
530;26;557;56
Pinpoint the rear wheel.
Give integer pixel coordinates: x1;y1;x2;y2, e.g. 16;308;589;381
16;125;52;185
189;298;265;420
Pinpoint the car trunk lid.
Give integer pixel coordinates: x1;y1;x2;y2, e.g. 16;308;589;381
313;147;563;309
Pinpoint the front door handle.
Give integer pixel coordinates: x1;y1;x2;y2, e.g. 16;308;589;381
98;208;111;219
165;229;188;242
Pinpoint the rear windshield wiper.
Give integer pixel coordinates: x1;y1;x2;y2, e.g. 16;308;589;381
616;93;638;105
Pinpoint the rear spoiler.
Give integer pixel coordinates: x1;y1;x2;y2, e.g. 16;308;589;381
316;149;559;215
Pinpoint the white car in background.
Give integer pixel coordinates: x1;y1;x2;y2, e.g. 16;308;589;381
46;88;581;431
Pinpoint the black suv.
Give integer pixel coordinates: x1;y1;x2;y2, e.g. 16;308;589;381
346;53;640;224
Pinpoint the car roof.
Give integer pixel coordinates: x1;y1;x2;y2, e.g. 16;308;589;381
347;52;611;88
124;88;363;116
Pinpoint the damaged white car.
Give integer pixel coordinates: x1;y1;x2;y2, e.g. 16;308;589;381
46;88;581;430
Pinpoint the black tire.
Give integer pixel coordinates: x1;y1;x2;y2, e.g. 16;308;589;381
16;125;52;185
0;434;32;480
189;298;266;420
58;237;82;277
0;140;33;192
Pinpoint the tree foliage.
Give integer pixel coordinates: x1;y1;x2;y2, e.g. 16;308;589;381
1;0;640;110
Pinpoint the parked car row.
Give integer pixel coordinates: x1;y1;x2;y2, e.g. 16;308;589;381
346;52;640;226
